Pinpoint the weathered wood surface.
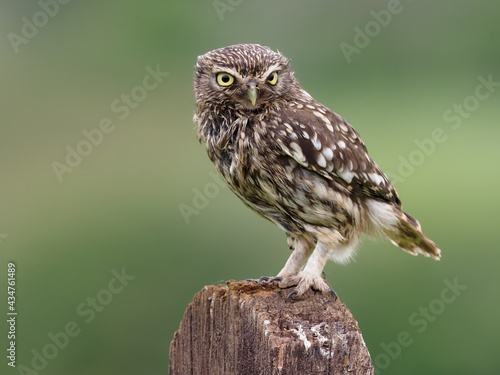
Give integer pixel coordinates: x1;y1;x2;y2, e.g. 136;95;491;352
169;280;374;375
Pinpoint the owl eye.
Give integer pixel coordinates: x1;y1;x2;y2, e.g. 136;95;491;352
216;73;234;86
266;71;278;85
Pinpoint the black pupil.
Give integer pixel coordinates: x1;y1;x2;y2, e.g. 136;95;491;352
221;75;230;82
268;73;275;81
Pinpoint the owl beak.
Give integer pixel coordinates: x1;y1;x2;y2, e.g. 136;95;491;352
245;82;258;106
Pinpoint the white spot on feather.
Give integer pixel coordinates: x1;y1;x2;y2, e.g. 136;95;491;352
289;142;306;163
339;122;349;133
311;133;321;150
313;110;332;126
368;172;385;185
322;147;334;161
338;140;346;149
316;153;327;168
337;169;356;183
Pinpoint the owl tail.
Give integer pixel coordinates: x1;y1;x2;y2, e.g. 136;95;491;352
388;209;441;260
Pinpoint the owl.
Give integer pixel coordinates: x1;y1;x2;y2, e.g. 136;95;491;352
193;44;440;299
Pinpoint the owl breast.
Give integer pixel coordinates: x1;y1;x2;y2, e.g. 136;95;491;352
202;115;297;232
204;114;360;238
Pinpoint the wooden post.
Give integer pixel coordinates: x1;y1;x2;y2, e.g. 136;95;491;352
169;280;374;375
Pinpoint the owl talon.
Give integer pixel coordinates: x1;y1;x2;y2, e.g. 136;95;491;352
261;276;282;283
245;276;283;284
327;288;338;300
279;272;334;298
286;289;299;301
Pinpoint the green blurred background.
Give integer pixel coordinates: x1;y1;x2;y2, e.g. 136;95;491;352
1;1;499;374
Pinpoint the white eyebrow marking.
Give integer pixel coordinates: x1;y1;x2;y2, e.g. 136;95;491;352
211;66;239;77
261;64;282;79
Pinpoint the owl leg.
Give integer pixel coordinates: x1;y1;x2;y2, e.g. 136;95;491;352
276;236;314;278
279;227;343;298
247;236;314;284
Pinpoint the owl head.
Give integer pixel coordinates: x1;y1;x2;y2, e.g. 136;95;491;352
194;44;300;112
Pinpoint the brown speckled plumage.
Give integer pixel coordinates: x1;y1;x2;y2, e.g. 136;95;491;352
194;44;440;297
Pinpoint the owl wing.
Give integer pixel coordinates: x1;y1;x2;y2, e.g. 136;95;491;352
270;100;401;206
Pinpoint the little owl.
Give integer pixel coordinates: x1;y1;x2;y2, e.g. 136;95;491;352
193;44;440;299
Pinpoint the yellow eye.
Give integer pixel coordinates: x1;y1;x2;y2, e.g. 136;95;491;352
216;73;234;86
266;71;278;85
